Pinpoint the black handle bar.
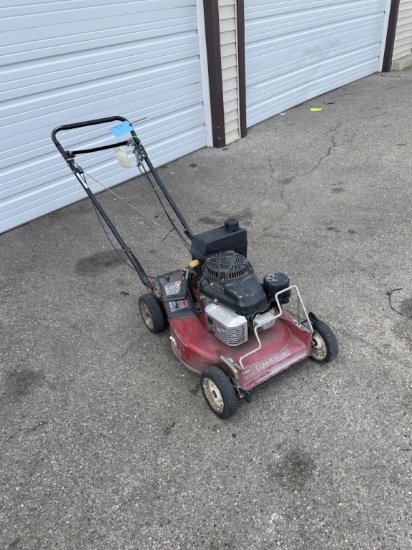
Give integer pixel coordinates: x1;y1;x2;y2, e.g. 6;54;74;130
51;116;134;160
51;114;194;247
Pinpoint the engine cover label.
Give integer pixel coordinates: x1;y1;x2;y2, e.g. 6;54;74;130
208;282;225;294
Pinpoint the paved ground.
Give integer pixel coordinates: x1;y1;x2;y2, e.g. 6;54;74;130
1;68;412;550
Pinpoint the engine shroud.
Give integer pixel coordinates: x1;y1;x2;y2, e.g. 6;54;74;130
198;251;268;317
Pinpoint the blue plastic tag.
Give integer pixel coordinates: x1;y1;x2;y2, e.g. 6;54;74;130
110;121;133;137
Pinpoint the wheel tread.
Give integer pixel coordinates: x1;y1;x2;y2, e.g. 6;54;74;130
311;319;338;364
200;366;238;420
138;294;166;334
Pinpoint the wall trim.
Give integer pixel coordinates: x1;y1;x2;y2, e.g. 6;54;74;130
196;0;214;146
236;0;247;138
203;0;225;147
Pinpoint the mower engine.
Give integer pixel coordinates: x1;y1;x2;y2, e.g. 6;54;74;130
198;250;291;346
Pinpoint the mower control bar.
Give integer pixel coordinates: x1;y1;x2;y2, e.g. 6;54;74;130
51;116;195;287
52;116;194;240
51;116;131;159
68;141;129;156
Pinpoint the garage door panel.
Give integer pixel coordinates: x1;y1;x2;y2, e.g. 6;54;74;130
1;0;195;19
2;34;200;101
1;20;197;59
1;24;197;66
1;4;197;63
249;61;377;126
245;0;383;23
248;49;378;111
246;6;382;35
0;94;204;178
246;12;382;42
1;60;202;125
0;1;206;233
1;105;206;200
0;86;204;170
248;40;380;96
0;3;197;34
247;31;381;86
1;124;206;227
250;54;378;109
2;0;196;25
1;115;207;201
1;71;203;145
0;179;82;220
302;62;379;99
247;15;384;60
246;14;383;58
245;0;387;127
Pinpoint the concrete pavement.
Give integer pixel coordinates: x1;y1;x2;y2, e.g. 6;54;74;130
1;68;412;549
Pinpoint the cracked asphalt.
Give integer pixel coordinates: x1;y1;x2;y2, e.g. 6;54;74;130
1;68;412;549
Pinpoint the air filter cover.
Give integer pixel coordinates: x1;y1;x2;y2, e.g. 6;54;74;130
263;272;291;304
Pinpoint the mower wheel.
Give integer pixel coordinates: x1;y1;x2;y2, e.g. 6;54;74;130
200;367;238;420
310;320;338;364
138;294;166;334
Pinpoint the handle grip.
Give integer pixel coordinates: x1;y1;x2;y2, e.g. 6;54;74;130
51;116;132;159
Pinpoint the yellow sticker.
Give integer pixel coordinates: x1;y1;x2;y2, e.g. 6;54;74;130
310;107;323;112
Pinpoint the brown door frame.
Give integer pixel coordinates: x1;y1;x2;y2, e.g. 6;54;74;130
382;0;401;72
237;0;247;138
203;0;247;147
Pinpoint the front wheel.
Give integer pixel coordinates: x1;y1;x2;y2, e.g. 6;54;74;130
310;319;338;364
200;367;238;420
138;294;166;334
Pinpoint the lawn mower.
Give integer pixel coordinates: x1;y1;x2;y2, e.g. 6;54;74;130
52;116;338;419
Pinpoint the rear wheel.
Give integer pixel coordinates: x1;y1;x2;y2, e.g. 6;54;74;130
138;294;166;334
310;320;338;363
200;367;238;420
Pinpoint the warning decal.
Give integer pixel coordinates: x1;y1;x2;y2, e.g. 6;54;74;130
164;280;182;296
169;300;188;312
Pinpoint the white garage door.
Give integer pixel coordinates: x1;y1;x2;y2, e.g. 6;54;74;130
0;0;207;233
245;0;388;127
